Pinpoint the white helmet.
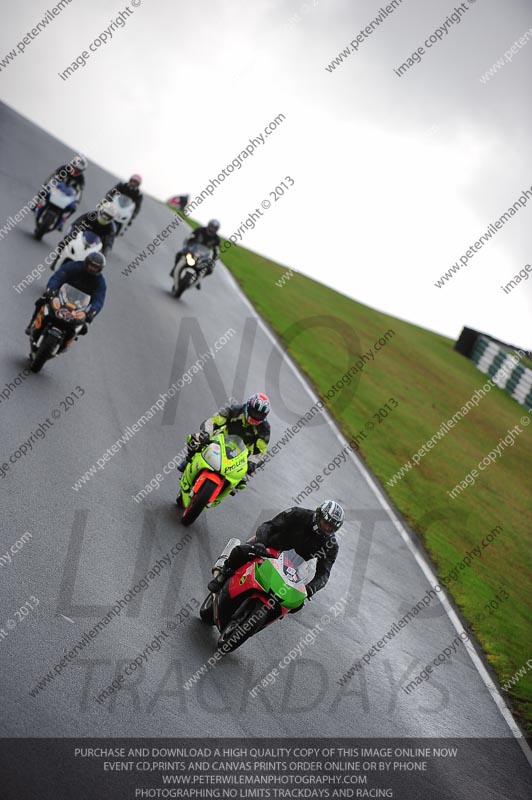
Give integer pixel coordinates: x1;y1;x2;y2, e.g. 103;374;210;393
97;199;117;224
313;500;344;535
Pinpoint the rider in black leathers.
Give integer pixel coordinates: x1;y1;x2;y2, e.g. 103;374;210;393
207;501;344;606
105;173;143;223
170;219;221;282
42;155;87;229
51;201;117;267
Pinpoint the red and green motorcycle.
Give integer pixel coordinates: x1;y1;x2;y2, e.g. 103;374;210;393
177;433;249;526
199;539;315;653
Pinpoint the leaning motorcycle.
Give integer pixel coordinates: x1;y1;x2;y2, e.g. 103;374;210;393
177;432;248;526
52;229;102;271
28;283;91;373
33;182;77;240
199;540;315;653
171;244;212;298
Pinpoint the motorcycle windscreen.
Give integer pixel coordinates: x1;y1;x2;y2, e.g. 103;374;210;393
223;435;246;459
57;284;92;311
49;182;76;206
254;550;315;609
117;195;134;209
189;244;211;262
221;434;248;479
82;231;102;248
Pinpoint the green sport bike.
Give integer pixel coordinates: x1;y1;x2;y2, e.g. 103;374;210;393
199;539;316;653
177;433;249;526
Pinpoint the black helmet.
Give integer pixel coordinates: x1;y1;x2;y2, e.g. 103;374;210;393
207;218;220;233
85;252;106;273
313;500;344;536
245;393;270;425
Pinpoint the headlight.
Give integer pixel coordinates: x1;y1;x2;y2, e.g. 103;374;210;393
186;254;196;266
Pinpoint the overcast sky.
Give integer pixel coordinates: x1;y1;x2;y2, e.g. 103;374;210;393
1;0;531;346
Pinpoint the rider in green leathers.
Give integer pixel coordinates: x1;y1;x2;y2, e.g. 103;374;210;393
176;393;271;499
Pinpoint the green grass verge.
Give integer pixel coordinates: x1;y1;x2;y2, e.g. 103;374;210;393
170;206;532;732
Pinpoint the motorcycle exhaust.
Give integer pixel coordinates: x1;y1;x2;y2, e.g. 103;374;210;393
212;538;241;575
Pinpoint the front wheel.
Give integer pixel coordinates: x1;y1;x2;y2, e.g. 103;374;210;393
177;270;195;298
180;479;217;527
217;599;273;654
33;226;45;241
199;594;214;625
29;333;57;373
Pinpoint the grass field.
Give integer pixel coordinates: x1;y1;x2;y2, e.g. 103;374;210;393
171;206;532;732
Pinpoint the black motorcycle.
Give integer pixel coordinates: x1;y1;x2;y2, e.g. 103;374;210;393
171;244;213;298
28;284;91;373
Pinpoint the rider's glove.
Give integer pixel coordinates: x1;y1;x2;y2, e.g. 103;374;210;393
247;461;256;476
305;585;315;600
190;430;209;450
248;542;269;559
86;309;96;323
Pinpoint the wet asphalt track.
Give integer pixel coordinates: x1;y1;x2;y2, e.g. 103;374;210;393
0;102;530;798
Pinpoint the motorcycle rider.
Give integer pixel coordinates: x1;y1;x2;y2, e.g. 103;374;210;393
26;252;106;339
42;155;88;230
207;500;344;607
169;219;221;288
176;393;271;494
51;200;117;268
105;173;143;224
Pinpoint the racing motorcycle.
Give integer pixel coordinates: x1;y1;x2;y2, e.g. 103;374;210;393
28;284;92;373
113;195;135;236
52;229;102;271
33;182;77;240
199;539;315;653
177;432;248;526
171;244;213;298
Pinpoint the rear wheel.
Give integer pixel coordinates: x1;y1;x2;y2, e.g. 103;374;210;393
199;594;214;625
217;599;273;654
180;479;217;527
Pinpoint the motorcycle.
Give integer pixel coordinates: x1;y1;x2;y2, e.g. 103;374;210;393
33;182;77;240
171;244;213;298
113;195;135;236
52;229;102;271
28;283;91;373
177;432;248;526
199;539;315;653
